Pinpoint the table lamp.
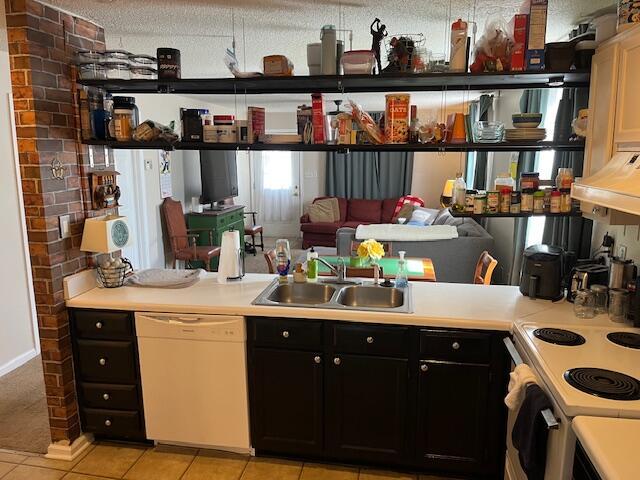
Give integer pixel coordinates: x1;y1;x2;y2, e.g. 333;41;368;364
440;179;455;208
81;215;132;287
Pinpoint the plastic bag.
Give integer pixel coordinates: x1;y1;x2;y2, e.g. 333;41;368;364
348;100;385;144
470;17;514;73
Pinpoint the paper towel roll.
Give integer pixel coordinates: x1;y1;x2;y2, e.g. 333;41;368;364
218;230;241;283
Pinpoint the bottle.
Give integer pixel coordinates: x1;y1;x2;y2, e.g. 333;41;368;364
450;19;468;72
395;251;408;288
275;239;291;284
307;247;318;282
320;25;337;75
453;172;467;212
409;105;420;143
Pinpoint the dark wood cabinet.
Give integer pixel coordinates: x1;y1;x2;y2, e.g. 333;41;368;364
249;347;324;456
326;353;409;464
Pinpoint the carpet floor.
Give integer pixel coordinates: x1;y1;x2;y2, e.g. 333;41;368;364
0;355;50;454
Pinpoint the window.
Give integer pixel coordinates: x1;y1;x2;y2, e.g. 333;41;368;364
262;151;293;190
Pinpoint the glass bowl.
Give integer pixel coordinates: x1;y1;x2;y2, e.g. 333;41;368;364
474;121;505;143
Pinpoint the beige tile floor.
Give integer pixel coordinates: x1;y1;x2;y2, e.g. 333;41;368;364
0;444;456;480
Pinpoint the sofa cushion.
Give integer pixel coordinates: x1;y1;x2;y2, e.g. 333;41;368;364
407;207;439;226
347;199;382;223
308;198;340;223
381;198;399;223
300;222;342;235
433;208;464;227
313;196;347;222
457;220;483;237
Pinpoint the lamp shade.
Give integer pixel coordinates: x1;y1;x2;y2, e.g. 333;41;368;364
441;179;455;197
80;215;131;254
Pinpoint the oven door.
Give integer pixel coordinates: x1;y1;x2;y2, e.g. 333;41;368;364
504;336;575;480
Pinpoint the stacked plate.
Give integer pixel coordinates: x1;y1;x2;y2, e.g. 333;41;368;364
505;128;546;142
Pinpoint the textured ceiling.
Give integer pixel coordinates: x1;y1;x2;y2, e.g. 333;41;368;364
47;0;615;80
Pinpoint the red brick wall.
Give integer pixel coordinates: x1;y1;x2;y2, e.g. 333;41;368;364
6;0;113;443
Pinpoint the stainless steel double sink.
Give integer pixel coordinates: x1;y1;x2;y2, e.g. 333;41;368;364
252;279;412;314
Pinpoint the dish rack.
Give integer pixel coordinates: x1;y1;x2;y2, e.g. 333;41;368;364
97;258;133;288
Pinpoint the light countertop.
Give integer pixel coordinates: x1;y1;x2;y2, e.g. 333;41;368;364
573;416;640;480
65;272;588;331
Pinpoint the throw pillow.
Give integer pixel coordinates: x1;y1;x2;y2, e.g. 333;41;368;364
308;198;339;223
392;203;415;223
407;207;439;226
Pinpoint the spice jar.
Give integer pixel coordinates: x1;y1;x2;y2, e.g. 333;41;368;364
510;191;521;213
533;190;545;213
555;167;574;189
111;96;138;141
550;189;562;213
590;284;608;315
473;193;487;214
609;288;629;323
487;191;499;214
521;189;534;213
520;172;540;190
499;188;511;213
560;188;572;213
464;190;477;213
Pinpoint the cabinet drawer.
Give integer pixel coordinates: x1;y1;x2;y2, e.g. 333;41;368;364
331;323;409;357
80;383;139;410
73;310;133;339
82;408;141;438
419;330;491;363
76;339;137;383
251;318;323;350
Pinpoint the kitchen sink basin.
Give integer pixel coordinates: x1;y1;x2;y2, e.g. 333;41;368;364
336;286;404;308
267;283;336;305
253;279;412;313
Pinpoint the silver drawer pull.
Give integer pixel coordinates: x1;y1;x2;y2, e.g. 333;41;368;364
452;342;460;350
282;330;290;338
366;336;374;344
95;322;103;329
104;419;112;427
314;355;321;364
98;358;107;366
102;393;110;401
333;357;341;365
420;364;428;372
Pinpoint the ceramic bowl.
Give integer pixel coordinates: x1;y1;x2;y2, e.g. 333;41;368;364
512;113;542;128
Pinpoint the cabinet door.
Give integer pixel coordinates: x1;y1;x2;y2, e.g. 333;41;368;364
416;360;491;475
250;348;323;456
615;30;640;144
585;41;620;176
326;354;409;464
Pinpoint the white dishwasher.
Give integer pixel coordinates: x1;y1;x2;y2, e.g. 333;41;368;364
135;312;250;452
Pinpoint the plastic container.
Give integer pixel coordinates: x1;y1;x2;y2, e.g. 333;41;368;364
593;13;618;43
340;50;376;75
103;50;131;64
395;251;409;288
129;54;156;68
104;63;130;80
550;189;562;213
76;50;104;64
78;63;106;80
494;173;516;192
111;96;138;141
307;43;322;75
130;67;157;80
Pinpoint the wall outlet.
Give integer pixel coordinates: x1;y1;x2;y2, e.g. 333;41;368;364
145;159;153;170
59;214;71;239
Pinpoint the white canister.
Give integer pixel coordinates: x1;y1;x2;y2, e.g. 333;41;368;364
307;42;322;75
320;25;337;75
191;196;202;213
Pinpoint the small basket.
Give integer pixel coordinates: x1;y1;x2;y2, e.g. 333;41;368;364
97;258;133;288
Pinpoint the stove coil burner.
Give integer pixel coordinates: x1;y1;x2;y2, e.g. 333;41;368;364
564;368;640;401
607;332;640;350
533;328;586;346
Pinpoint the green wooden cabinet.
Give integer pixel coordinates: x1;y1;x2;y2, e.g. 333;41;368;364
186;205;244;271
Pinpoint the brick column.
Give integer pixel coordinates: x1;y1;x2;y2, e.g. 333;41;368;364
6;0;111;444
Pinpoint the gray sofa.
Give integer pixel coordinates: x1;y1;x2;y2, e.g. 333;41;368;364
336;209;494;283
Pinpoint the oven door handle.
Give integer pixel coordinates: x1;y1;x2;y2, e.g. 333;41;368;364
504;337;560;430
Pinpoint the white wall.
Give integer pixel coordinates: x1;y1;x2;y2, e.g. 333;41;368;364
0;2;38;376
592;222;640;264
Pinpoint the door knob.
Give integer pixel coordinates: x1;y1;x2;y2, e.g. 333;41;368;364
333;357;341;365
420;363;428;372
95;322;103;329
366;336;374;344
102;393;110;401
282;330;290;338
314;356;321;364
98;358;107;366
452;342;460;350
104;419;112;427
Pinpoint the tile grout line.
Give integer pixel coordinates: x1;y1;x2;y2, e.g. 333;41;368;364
119;445;150;479
177;448;199;480
236;455;250;480
0;462;18;480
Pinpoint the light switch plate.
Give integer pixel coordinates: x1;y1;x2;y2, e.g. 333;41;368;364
59;214;71;239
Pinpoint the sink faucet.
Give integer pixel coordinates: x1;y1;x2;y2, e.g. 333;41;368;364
317;257;347;283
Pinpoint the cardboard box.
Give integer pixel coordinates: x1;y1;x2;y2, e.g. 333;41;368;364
526;0;548;70
511;14;528;72
247;107;265;144
311;93;325;144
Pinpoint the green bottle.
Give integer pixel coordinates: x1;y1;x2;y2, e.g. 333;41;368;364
307;247;318;282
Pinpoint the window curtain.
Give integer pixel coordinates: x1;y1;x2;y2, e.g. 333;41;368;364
508;89;549;285
542;88;593;257
252;151;298;223
325;151;414;199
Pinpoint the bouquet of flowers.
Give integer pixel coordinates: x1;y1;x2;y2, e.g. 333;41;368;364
357;239;386;262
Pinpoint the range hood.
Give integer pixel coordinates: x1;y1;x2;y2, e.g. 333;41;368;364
572;150;640;216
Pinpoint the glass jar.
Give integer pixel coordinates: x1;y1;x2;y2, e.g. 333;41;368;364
76;50;104;64
499;188;512;213
464;189;477;213
103;49;131;64
128;54;157;68
104;62;130;80
78;63;106;80
609;288;629;323
473;194;487;214
494;172;516;192
555;167;574;189
533;190;545;213
550;189;562;213
129;67;157;80
520;172;540;190
510;191;521;213
111;96;139;141
560;188;572;213
590;284;609;315
574;289;596;319
521;189;534;213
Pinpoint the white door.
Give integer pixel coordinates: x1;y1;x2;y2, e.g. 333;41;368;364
614;28;640;144
250;150;302;238
114;149;150;269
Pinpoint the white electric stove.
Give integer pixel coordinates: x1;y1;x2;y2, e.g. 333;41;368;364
505;322;640;480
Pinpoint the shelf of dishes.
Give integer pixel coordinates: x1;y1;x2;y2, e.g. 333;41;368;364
82;139;586;153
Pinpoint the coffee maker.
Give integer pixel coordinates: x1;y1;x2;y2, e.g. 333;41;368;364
520;245;566;300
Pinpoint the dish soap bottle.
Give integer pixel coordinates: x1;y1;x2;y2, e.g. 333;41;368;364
395;251;408;288
307;247;318;283
275;238;291;284
453;172;467;212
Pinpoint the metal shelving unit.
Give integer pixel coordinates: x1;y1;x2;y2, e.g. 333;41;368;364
449;209;583;218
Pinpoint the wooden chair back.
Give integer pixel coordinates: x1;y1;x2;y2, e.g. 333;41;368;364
264;249;277;274
350;240;393;257
161;198;188;253
474;251;498;285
